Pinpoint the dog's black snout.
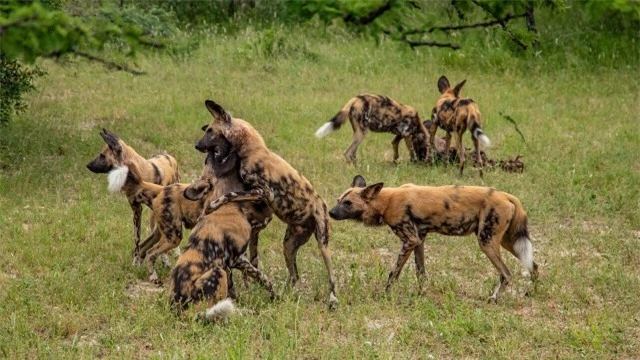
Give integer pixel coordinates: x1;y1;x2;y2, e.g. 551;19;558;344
195;143;206;152
329;208;338;219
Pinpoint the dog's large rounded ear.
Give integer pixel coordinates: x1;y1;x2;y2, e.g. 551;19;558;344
453;79;466;97
100;128;122;155
184;179;212;201
205;100;232;123
361;182;383;201
351;175;367;188
437;75;450;94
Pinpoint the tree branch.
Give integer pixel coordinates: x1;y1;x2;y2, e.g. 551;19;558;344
470;0;528;50
71;50;147;75
407;40;460;50
343;0;394;26
403;13;526;36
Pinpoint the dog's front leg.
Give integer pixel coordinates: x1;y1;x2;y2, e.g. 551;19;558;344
233;255;276;300
205;188;274;215
129;201;143;264
386;224;422;291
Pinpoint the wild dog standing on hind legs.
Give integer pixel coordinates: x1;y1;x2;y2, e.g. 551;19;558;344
329;175;538;303
430;76;491;175
199;100;338;309
171;139;275;321
86;129;180;263
315;94;430;162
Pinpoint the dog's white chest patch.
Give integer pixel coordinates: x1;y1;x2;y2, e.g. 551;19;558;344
107;166;129;193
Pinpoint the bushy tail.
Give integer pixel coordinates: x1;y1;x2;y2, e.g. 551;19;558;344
315;98;356;138
204;298;237;321
470;115;491;149
507;197;538;279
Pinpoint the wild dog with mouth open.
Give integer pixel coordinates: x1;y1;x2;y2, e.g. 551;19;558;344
170;138;275;321
315;94;429;162
86;129;180;262
329;175;538;303
198;100;338;309
430;76;490;175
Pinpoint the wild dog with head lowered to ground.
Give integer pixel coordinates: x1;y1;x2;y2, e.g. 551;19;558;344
329;175;538;303
430;76;491;175
315;94;429;162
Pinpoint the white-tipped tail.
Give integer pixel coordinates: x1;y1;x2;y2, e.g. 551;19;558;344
513;237;534;274
473;128;491;149
107;166;129;193
315;122;334;138
205;298;236;321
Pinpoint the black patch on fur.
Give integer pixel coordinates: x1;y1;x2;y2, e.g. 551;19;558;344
457;98;474;107
152;163;161;184
479;208;499;245
515;217;529;239
444;201;450;210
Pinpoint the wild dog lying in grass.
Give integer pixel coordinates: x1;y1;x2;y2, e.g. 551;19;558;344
170;141;275;322
329;175;538;303
199;100;338;309
315;94;429;162
86;129;180;262
430;76;491;175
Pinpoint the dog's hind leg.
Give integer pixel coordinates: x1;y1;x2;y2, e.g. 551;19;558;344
234;255;275;300
283;224;314;285
478;214;512;303
391;134;402;161
134;228;162;265
146;229;182;284
454;131;466;175
313;211;338;309
344;127;366;162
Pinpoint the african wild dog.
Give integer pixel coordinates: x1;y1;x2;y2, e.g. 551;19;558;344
86;129;180;262
430;76;491;175
329;175;538;303
315;94;429;162
170;139;275;321
198;100;338;309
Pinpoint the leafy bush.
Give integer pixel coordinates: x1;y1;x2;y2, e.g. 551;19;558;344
0;55;45;125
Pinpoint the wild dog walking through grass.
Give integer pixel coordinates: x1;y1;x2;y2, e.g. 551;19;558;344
86;129;180;262
430;76;491;175
329;175;538;303
199;100;338;308
170;140;275;321
316;94;429;162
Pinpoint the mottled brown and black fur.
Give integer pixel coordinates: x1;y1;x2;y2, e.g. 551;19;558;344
86;129;180;261
315;94;429;162
198;100;338;308
329;175;538;303
170;144;275;318
430;76;491;175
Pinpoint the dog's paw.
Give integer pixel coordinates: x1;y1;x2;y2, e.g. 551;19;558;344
328;293;339;311
132;256;143;266
487;295;498;304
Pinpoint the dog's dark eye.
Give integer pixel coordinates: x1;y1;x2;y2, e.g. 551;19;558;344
343;200;352;207
207;128;212;133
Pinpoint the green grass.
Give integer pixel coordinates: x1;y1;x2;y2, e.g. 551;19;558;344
1;28;639;359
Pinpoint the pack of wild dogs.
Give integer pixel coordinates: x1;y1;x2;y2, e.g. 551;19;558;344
86;75;538;321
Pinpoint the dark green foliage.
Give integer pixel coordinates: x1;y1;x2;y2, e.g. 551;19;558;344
0;54;45;125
